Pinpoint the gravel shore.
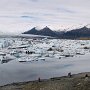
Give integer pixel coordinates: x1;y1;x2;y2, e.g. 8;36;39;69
0;72;90;90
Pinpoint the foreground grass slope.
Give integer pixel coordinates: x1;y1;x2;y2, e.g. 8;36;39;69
0;72;90;90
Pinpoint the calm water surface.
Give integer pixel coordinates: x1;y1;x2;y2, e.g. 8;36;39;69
0;54;90;86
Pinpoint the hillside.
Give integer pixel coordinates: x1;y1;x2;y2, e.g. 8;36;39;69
23;25;90;39
63;26;90;39
23;26;58;37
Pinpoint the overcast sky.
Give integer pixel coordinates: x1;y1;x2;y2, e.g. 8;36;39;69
0;0;90;34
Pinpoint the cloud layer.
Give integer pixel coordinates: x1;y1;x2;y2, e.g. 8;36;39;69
0;0;90;33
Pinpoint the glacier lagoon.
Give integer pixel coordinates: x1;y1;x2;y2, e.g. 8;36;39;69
0;37;90;85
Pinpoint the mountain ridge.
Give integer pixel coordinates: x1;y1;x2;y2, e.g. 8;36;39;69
23;26;59;37
23;25;90;39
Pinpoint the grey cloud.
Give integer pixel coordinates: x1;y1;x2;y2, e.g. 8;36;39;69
29;0;39;2
21;16;35;18
56;7;76;14
0;16;18;18
0;0;89;33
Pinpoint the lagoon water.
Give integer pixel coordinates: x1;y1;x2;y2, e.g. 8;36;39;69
0;53;90;86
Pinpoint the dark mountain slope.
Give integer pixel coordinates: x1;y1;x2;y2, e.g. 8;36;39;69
63;26;90;39
23;27;39;35
39;26;58;37
23;25;90;39
23;26;58;37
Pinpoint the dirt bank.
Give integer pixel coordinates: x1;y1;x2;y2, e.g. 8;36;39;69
0;72;90;90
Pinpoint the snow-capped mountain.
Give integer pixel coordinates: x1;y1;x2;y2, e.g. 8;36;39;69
23;26;58;37
23;24;90;39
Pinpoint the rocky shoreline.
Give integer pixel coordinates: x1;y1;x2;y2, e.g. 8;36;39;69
0;72;90;90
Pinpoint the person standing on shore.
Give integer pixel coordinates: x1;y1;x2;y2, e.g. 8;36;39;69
68;72;72;78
